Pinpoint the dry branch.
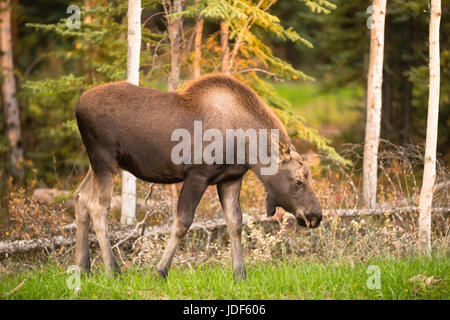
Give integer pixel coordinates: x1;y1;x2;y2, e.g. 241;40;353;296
4;279;26;297
435;180;450;193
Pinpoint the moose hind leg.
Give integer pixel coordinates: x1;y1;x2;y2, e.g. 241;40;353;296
89;172;120;275
217;177;246;280
74;168;93;273
156;176;208;278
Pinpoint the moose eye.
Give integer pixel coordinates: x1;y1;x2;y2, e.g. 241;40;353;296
296;180;303;186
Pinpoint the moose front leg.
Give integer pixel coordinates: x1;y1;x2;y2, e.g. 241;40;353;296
156;175;208;278
217;177;246;281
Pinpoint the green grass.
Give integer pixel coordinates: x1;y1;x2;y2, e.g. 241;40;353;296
274;82;363;135
1;256;448;300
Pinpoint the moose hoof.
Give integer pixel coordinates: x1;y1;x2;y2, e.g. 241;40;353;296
156;266;169;279
112;261;121;276
233;268;247;281
80;265;91;276
77;259;91;275
104;260;121;277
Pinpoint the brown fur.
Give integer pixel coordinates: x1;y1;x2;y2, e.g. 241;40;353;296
179;74;290;144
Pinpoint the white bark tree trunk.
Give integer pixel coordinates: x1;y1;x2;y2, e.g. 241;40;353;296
418;0;441;255
121;0;141;225
362;0;386;208
1;0;23;180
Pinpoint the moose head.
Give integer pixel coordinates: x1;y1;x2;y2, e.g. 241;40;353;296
261;142;322;228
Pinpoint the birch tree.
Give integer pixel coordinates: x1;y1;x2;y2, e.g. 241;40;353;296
1;0;23;180
121;0;141;225
418;0;441;255
362;0;387;208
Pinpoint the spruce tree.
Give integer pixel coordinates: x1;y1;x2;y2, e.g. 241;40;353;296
24;0;349;176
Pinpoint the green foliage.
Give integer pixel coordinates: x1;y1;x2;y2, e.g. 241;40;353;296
1;256;449;299
5;0;450;183
182;0;345;163
17;0;158;182
272;0;449;159
300;0;337;14
181;0;249;20
22;74;88;95
11;0;349;184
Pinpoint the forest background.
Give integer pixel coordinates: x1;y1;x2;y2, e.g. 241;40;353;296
0;0;448;189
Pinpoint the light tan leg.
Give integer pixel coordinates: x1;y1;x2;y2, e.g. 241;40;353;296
88;172;119;274
156;176;208;278
217;177;246;280
74;168;92;273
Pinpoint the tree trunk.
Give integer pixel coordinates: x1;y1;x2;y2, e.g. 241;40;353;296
121;0;141;225
1;0;23;180
362;0;386;208
220;21;230;74
418;0;441;255
193;0;203;79
164;0;184;217
165;0;183;91
11;0;18;64
84;0;92;24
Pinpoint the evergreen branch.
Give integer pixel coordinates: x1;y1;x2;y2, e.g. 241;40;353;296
300;0;337;14
227;0;265;74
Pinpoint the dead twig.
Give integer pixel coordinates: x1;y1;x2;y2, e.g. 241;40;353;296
4;279;26;297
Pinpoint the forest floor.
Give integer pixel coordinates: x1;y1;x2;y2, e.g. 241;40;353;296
1;255;448;300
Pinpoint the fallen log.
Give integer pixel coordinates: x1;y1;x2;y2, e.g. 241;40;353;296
32;188;155;210
0;214;282;255
323;206;450;217
1;207;448;256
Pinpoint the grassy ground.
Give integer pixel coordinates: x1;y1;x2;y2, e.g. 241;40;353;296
1;255;448;300
275;82;363;141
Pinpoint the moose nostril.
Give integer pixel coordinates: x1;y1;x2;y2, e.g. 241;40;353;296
309;213;322;228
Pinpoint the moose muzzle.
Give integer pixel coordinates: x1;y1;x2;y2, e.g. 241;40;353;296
296;210;322;229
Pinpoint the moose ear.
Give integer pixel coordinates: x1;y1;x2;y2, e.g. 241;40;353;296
279;141;290;155
270;133;291;163
266;193;277;217
279;141;291;163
